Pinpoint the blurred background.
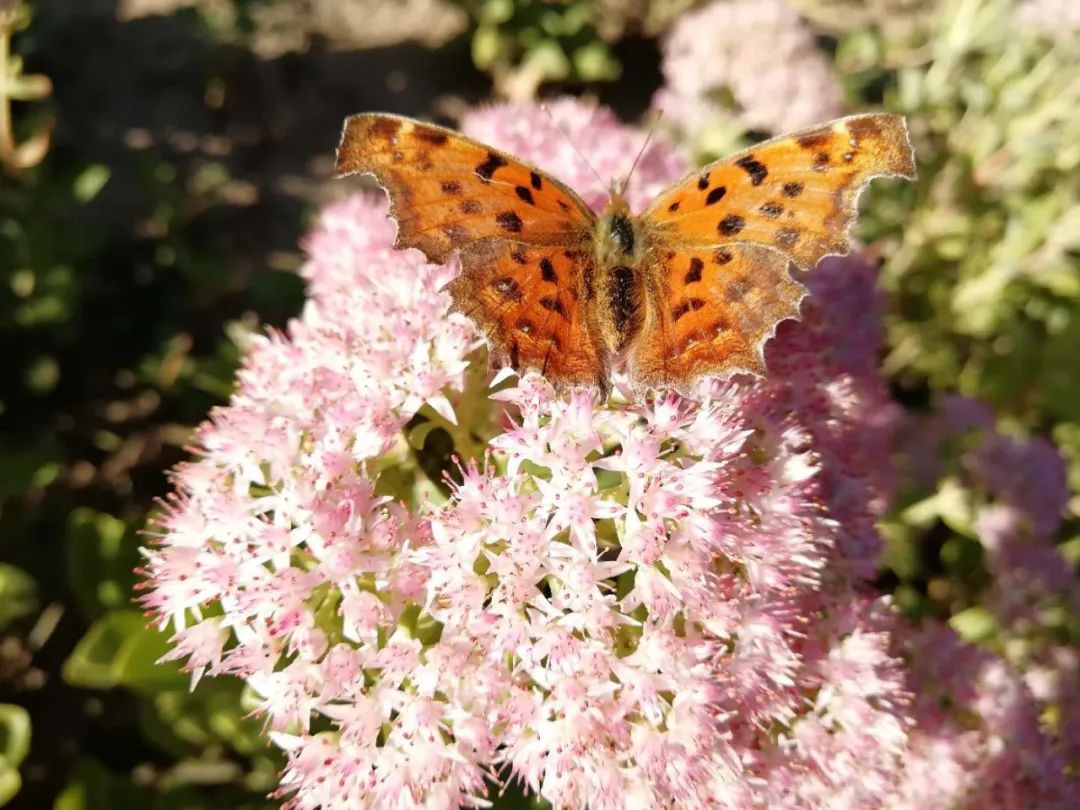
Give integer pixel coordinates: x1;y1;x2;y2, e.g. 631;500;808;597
0;0;1077;807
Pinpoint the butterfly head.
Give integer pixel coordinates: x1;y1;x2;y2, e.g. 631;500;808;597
610;174;630;200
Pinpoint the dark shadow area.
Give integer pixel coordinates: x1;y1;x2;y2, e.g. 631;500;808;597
3;3;494;807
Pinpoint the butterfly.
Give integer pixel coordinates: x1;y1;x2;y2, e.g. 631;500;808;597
334;111;915;397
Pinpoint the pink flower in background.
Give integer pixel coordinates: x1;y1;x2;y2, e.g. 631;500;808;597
462;98;687;212
896;394;1080;788
890;624;1079;809
140;99;1076;808
655;0;844;140
1016;0;1080;36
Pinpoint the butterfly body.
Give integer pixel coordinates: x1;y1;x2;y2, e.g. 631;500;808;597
335;111;915;397
591;199;646;356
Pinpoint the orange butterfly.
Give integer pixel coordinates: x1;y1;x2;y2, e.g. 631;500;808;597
335;112;915;396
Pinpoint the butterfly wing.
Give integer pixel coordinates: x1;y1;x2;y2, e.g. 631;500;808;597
446;243;607;391
629;245;805;394
336;113;606;390
336;113;596;263
631;113;914;392
642;113;915;269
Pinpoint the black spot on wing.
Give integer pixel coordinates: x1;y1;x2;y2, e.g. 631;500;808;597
415;127;449;146
718;215;745;236
441;180;462;195
672;298;705;321
539;297;567;318
760;201;783;218
846;116;882;145
371;117;401;139
685;257;704;284
496;211;523;233
515;185;535;205
798;131;830;150
705;186;727;206
476;152;508;182
540;257;557;283
697;172;710;190
735;156;768;185
530;171;543;191
782;182;803;198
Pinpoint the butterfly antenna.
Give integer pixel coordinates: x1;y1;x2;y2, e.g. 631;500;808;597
620;109;664;196
540;103;608;196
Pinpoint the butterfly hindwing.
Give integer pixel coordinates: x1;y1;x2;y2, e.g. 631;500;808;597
630;244;806;394
446;241;607;391
335;113;596;264
643;113;915;270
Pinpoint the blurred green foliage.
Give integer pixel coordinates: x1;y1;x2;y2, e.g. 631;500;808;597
452;0;700;98
0;0;301;805
1;0;1078;807
819;0;1080;613
878;0;1080;491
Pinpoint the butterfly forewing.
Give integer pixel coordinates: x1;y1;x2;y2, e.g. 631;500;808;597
336;113;605;390
643;113;916;270
335;114;596;263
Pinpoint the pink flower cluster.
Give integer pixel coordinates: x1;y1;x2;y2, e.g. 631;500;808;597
141;100;1076;808
655;0;844;141
903;394;1080;774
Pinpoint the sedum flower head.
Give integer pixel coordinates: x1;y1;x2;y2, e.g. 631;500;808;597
654;0;844;142
141;99;1073;808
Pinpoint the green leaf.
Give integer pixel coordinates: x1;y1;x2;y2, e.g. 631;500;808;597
0;704;31;807
472;24;504;69
0;442;61;499
879;522;920;580
571;41;619;82
53;759;144;810
899;478;975;537
65;509;141;618
0;764;21;808
0;704;30;769
0;565;38;630
407;419;441;451
113;618;189;693
489;777;551;809
950;605;998;643
1060;535;1080;566
62;610;186;693
73;165;110;202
